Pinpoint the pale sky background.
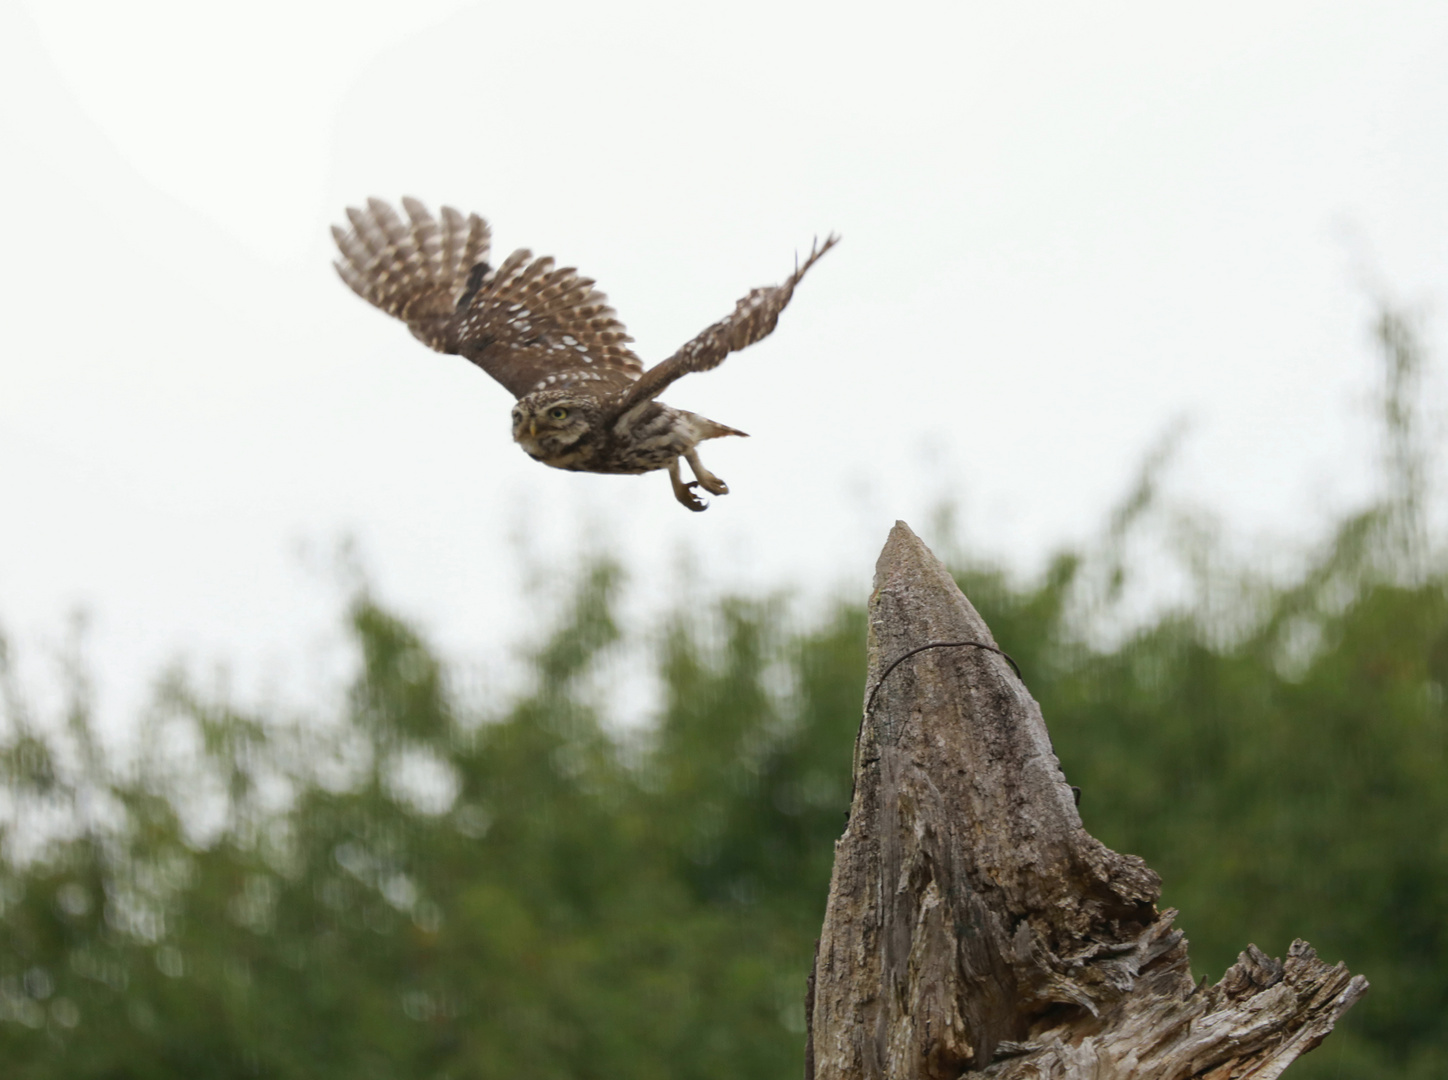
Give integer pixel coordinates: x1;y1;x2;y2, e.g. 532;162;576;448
2;0;1446;728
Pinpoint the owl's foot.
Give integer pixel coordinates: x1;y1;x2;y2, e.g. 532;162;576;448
668;460;709;511
684;449;729;496
680;482;710;511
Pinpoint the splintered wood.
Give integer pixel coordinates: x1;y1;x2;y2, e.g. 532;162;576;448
806;522;1366;1080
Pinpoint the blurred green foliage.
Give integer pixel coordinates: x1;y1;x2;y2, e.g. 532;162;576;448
1;311;1445;1078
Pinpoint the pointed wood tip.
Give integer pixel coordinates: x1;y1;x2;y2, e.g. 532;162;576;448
874;520;936;591
869;522;998;683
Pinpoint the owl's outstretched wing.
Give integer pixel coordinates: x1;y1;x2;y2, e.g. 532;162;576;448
333;198;643;400
606;234;839;422
449;248;644;400
332;197;491;352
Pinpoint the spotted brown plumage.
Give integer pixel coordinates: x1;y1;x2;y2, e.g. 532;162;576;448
333;197;837;510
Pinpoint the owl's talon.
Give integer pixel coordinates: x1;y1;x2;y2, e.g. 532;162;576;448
678;482;709;512
684;449;729;496
697;475;728;496
668;462;710;510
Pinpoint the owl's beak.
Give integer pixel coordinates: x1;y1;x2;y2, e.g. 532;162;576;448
529;419;537;437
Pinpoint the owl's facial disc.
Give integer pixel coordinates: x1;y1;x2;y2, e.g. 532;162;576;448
512;393;592;460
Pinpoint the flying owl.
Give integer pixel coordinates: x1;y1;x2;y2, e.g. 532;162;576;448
332;198;837;510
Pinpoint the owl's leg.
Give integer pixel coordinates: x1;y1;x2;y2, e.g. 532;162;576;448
684;449;729;496
668;459;708;512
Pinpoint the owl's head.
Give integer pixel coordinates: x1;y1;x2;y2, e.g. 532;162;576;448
511;390;599;463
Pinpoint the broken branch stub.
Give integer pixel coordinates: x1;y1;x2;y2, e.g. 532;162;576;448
806;522;1366;1080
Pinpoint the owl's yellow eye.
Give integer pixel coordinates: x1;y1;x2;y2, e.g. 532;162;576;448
549;407;569;420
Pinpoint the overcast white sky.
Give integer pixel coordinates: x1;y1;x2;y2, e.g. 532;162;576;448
2;0;1446;727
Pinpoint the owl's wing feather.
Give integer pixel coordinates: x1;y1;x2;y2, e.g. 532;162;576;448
335;202;834;407
448;248;645;399
332;197;491;352
606;234;839;421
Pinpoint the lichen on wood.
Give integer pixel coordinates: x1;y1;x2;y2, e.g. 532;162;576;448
806;522;1366;1080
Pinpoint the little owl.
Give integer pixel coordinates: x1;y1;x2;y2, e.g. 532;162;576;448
332;198;837;510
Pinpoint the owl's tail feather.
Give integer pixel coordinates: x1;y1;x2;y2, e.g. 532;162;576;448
700;419;748;440
331;197;492;353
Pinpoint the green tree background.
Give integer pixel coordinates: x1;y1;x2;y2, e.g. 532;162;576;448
1;311;1444;1078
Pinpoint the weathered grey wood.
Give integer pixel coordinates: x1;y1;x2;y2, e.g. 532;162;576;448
806;521;1366;1080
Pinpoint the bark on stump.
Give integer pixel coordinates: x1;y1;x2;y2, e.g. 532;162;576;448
806;522;1366;1080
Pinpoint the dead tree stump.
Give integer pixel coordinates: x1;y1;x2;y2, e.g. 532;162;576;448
806;522;1366;1079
